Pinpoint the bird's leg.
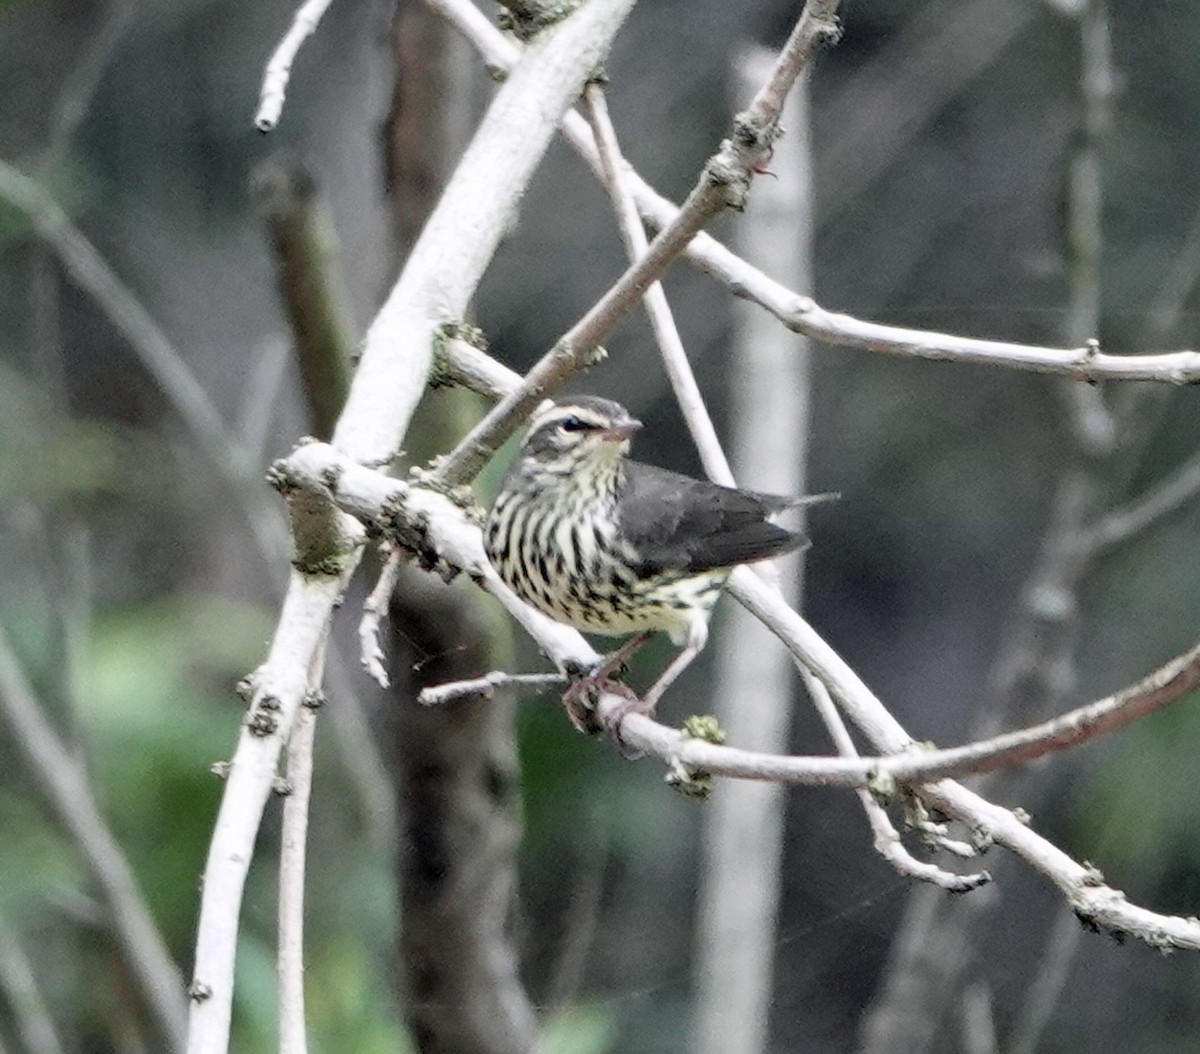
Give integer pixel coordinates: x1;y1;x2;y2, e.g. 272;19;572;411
594;631;654;683
602;621;708;742
562;632;653;733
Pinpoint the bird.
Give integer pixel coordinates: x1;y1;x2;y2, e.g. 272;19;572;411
484;394;826;733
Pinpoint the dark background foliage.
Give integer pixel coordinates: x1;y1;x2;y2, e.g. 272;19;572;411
3;0;1200;1050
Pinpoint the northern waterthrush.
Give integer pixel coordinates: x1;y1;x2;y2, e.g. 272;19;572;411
485;395;819;729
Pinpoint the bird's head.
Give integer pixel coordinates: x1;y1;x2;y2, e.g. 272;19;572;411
515;396;643;480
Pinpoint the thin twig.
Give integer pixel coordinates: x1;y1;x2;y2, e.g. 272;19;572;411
418;671;566;705
359;546;405;688
433;335;528;402
237;335;292;462
817;0;1035;223
1008;908;1083;1054
581;84;733;485
960;982;1000;1054
0;626;186;1053
546;834;609;1009
188;571;350;1054
1089;447;1200;552
48;0;135;159
803;669;990;893
321;646;399;853
255;0;337;131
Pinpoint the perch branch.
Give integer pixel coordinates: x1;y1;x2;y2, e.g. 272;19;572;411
293;442;1200;788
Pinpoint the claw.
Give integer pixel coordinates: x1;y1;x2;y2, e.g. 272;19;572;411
562;670;640;738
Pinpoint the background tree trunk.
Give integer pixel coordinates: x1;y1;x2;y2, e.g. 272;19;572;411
382;7;535;1052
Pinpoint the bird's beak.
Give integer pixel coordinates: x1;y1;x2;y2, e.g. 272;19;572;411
601;415;643;442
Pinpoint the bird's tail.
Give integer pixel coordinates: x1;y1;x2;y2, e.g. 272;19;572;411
759;490;841;515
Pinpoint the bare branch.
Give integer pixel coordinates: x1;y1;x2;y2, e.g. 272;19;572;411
255;0;337;131
426;0;1200;385
288;427;1200;948
418;671;566;706
582;83;733;486
607;700;1200;950
332;0;637;466
730;568;1200;784
237;336;292;462
359;546;404;688
1008;908;1083;1054
960;982;1000;1054
189;10;634;1046
303;441;1200;784
803;670;989;894
1089;449;1200;552
278;700;318;1054
0;625;187;1053
253;159;354;440
740;1;841;125
818;0;1035;223
48;0;136;159
433;335;528;402
188;569;351;1054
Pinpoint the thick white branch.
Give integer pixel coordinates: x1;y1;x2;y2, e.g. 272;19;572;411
333;0;639;465
188;570;349;1054
278;703;317;1054
189;7;637;1050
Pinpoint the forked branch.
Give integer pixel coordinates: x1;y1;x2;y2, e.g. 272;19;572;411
423;0;1200;384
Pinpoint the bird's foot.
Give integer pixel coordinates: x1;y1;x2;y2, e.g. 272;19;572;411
562;670;636;736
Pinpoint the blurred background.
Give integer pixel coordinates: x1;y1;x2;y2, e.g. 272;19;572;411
4;0;1200;1051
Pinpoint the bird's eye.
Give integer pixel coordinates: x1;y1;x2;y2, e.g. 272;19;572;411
560;416;589;433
